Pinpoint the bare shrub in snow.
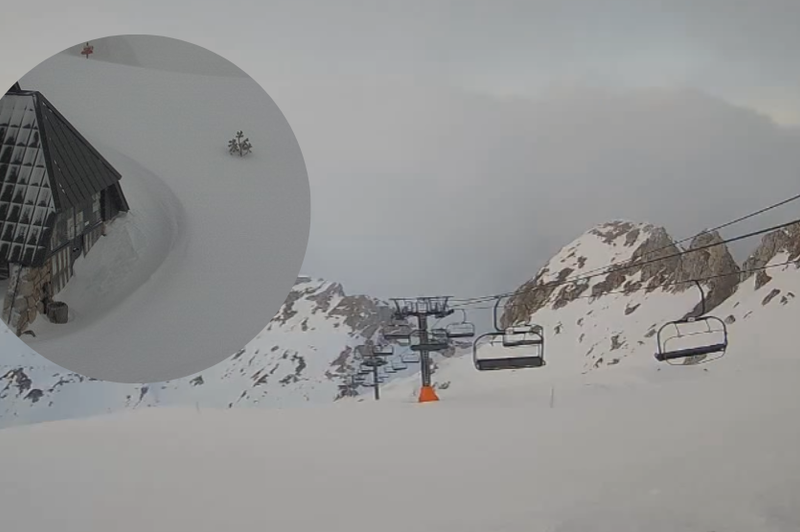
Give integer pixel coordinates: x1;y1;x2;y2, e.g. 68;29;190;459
227;131;252;157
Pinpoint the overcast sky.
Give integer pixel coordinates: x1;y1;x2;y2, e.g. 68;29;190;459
4;0;800;311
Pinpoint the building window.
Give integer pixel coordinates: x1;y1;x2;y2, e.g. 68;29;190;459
67;215;75;241
93;193;100;215
76;210;84;233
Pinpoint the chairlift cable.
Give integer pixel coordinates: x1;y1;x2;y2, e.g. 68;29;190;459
453;257;799;311
450;192;800;306
541;191;800;292
449;215;800;308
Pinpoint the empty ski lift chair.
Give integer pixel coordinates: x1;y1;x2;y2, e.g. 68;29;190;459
409;328;450;352
654;280;728;365
372;344;394;356
445;309;476;339
472;323;546;371
401;352;421;364
383;321;413;346
391;357;407;371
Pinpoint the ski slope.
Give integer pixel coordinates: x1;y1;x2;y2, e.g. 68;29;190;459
1;252;799;530
0;276;396;428
2;247;790;531
0;36;310;383
0;344;798;531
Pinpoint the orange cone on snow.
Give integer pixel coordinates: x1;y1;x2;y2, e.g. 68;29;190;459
418;385;439;403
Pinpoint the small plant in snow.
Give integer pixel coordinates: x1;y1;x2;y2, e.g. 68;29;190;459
227;131;252;157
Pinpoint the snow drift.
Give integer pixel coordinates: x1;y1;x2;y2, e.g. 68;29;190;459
0;347;799;531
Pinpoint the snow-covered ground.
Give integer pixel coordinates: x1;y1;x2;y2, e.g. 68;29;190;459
0;341;798;531
0;276;396;428
1;36;310;383
3;244;797;530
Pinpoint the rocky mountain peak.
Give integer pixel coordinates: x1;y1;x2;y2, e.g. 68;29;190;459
500;221;740;327
667;230;740;317
741;222;800;290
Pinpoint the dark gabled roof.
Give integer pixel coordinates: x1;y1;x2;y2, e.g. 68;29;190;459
29;90;123;211
0;85;127;267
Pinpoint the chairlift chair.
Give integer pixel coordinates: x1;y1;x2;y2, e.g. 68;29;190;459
383;321;413;346
445;309;476;339
360;357;387;369
401;352;421;364
653;280;729;366
502;324;544;348
472;327;546;372
372;344;394;356
391;358;407;371
409;328;450;352
655;316;728;365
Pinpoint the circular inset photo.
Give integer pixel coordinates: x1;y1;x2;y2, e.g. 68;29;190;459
0;35;310;383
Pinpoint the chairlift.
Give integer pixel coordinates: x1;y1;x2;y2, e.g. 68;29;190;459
368;374;387;384
392;358;407;371
360;357;387;368
384;364;396;374
372;344;394;356
409;328;450;352
502;324;544;348
401;352;421;364
383;321;413;346
445;309;476;339
654;280;728;365
473;329;546;372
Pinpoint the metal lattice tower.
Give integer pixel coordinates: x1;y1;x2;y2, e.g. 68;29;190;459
390;296;454;403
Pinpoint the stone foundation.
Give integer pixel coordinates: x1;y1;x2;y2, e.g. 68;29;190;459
2;223;107;335
2;261;53;335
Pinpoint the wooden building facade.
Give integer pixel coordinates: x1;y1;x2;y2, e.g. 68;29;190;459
0;82;129;333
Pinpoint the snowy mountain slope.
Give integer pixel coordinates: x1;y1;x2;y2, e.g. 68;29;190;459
498;220;740;373
703;224;800;364
2;343;799;532
0;277;398;428
4;36;310;383
372;220;798;403
3;217;797;425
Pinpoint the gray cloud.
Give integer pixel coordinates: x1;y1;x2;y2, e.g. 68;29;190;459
5;6;800;325
274;79;800;304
